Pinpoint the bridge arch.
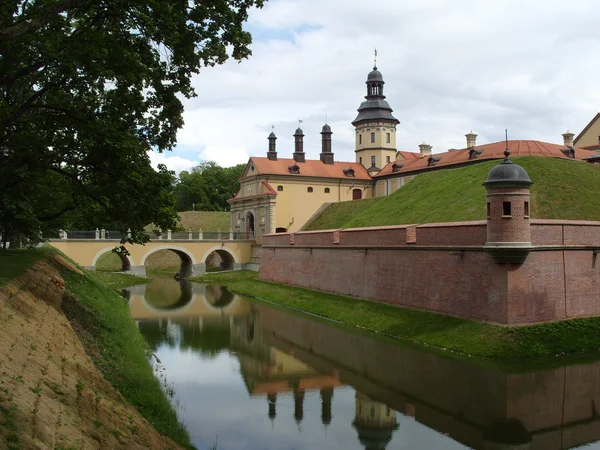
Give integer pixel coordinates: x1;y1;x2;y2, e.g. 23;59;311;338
140;245;197;278
91;247;132;272
201;246;238;271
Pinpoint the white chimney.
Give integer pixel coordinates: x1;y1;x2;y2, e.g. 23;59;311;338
465;131;478;148
562;130;575;147
419;142;432;158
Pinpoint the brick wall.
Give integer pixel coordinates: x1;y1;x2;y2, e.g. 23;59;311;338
261;220;600;325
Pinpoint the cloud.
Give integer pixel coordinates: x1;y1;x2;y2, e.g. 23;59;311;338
157;0;600;173
149;151;199;173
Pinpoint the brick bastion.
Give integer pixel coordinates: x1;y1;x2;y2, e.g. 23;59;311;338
258;155;600;326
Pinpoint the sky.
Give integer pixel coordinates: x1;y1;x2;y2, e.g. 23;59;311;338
150;0;600;172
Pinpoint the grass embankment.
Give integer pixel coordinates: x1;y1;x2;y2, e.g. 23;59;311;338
0;249;44;287
1;248;192;448
194;271;600;366
98;210;230;272
304;157;600;230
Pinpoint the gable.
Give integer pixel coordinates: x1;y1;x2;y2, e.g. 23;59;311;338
574;113;600;147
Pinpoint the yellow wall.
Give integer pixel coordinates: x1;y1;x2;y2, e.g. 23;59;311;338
576;117;600;147
354;121;397;169
268;177;372;232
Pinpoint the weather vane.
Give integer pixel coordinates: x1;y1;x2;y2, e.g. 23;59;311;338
374;47;377;68
504;129;510;159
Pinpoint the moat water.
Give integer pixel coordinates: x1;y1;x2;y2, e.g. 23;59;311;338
125;277;600;450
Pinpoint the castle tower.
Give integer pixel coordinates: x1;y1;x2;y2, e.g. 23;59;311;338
352;392;399;450
483;147;534;264
352;64;399;172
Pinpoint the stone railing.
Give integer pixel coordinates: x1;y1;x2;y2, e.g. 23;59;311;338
57;229;255;241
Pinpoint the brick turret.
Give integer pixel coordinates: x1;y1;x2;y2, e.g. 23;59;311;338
483;148;534;264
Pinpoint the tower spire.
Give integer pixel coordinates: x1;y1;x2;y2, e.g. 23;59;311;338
374;47;377;69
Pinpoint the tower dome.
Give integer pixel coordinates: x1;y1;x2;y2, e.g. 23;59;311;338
367;66;383;82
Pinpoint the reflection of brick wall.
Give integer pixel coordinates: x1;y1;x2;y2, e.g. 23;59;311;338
261;220;600;325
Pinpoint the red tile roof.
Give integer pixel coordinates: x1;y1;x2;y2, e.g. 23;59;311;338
397;151;420;160
243;157;372;180
374;140;599;177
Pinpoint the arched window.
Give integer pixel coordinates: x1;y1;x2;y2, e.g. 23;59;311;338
324;188;330;193
307;187;313;193
277;185;283;191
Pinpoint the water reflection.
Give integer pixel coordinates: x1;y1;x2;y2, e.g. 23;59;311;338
127;278;600;450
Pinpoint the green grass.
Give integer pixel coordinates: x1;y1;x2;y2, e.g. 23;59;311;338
0;249;45;286
2;249;192;448
87;271;149;289
193;271;600;366
304;157;600;230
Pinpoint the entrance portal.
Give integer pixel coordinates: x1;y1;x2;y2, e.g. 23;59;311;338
352;188;362;200
246;212;255;235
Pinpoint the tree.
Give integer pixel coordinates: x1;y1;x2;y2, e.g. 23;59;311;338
172;161;245;211
0;0;265;247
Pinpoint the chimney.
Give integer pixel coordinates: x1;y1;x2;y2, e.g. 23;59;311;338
293;127;305;163
267;131;277;161
320;124;334;164
562;130;575;148
419;142;432;158
465;130;478;148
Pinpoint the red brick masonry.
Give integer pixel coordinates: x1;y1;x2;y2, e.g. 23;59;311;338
259;220;600;325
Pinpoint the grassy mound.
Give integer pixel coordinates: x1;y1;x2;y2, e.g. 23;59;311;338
304;157;600;230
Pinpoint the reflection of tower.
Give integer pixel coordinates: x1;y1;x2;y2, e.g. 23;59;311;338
353;392;399;450
321;387;333;425
294;389;305;424
267;393;277;421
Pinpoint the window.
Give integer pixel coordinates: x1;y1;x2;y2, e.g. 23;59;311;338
359;135;362;145
307;187;313;193
277;185;283;191
503;201;512;216
386;156;391;163
359;157;362;164
487;202;491;218
370;132;375;143
524;201;530;217
386;133;390;143
371;155;376;166
324;187;330;193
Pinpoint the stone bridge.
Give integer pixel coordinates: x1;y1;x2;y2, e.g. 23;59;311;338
49;230;256;277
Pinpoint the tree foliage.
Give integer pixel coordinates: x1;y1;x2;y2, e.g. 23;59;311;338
0;0;264;247
173;161;245;212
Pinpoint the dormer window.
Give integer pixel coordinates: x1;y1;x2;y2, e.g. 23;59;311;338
288;164;300;174
560;148;575;159
468;148;483;160
428;156;442;167
343;168;355;177
392;163;404;172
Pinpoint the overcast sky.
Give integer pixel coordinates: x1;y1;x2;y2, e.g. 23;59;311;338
150;0;600;172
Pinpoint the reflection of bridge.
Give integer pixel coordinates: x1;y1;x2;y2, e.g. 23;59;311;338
49;233;255;277
127;282;252;320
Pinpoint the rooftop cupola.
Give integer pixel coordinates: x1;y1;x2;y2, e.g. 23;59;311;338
267;131;277;161
562;130;575;148
320;123;334;164
293;127;305;163
352;65;399;127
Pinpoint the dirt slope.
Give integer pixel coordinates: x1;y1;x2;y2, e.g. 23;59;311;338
0;254;182;450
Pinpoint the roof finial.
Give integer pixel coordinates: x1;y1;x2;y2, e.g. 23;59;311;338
272;124;274;131
373;47;378;70
325;113;328;125
504;129;511;159
298;119;303;128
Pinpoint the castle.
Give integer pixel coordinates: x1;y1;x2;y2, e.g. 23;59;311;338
228;64;600;238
